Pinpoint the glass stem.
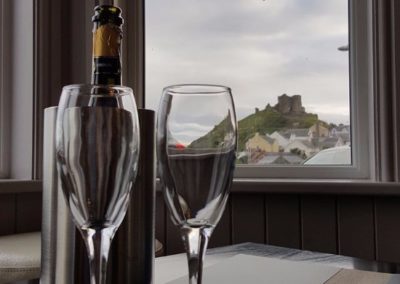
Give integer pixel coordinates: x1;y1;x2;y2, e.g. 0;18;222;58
181;226;212;284
81;227;115;284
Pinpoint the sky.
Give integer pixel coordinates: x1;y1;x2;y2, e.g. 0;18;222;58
145;0;350;125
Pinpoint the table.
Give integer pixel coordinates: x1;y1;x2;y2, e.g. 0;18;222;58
155;242;400;284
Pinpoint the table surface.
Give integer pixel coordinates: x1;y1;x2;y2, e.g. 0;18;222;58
155;242;400;284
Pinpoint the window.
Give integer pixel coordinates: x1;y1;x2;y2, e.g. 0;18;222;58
146;0;373;179
0;0;396;190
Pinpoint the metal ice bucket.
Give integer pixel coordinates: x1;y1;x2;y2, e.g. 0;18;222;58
41;107;156;284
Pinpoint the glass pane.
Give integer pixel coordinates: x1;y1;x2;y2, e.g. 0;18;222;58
146;0;351;166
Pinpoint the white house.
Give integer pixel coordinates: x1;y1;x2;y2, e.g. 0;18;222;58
284;140;317;158
268;131;290;148
285;129;310;142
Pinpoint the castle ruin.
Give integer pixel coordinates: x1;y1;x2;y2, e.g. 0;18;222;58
275;94;305;115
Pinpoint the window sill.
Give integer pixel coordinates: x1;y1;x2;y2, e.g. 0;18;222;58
156;178;400;196
231;178;400;196
0;180;41;194
2;178;398;196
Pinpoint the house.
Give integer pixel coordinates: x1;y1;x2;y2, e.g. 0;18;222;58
268;131;290;148
336;132;351;145
330;124;351;137
309;122;329;138
280;128;310;142
236;151;249;164
284;139;317;158
256;152;304;165
319;137;343;149
246;133;280;153
167;129;186;149
248;149;268;164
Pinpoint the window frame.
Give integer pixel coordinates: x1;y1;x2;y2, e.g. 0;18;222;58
144;0;375;180
0;0;11;179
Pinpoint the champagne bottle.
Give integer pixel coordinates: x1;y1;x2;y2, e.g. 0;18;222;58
89;6;156;284
91;5;123;85
74;7;126;283
90;5;123;107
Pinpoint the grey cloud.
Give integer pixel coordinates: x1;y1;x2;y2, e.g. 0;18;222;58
146;0;350;124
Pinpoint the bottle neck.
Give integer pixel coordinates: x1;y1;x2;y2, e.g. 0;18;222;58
91;57;121;85
91;7;123;85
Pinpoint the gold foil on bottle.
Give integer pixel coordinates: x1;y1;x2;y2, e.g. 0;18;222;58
93;23;121;57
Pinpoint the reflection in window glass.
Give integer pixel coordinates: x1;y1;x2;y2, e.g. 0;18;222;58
146;0;351;165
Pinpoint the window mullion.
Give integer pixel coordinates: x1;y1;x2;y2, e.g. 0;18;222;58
389;0;400;182
371;0;400;182
117;0;145;108
0;0;11;179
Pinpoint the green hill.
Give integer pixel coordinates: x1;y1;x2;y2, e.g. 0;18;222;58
189;105;319;151
188;112;234;149
237;106;318;150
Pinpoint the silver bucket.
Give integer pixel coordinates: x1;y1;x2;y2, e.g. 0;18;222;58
40;107;75;284
40;107;156;284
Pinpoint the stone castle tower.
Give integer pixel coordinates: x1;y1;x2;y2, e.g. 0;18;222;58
275;94;305;115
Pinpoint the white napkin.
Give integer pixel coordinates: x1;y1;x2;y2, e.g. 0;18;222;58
167;254;341;284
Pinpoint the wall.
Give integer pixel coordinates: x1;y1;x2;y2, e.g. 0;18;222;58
156;191;400;264
2;185;400;267
0;192;42;236
2;188;400;264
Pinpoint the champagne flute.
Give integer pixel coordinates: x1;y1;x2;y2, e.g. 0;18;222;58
157;84;237;283
55;84;140;284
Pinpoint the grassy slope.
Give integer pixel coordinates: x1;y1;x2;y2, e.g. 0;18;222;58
190;107;319;151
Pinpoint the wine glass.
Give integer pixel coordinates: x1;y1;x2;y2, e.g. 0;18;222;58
55;84;140;284
157;84;237;283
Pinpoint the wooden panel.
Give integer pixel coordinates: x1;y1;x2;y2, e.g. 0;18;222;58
338;196;375;260
301;196;337;254
375;197;400;263
164;196;232;253
0;194;16;236
155;192;166;254
231;194;265;244
208;197;231;248
164;195;234;254
74;230;90;284
266;194;301;249
156;192;400;261
166;215;184;255
14;280;40;284
15;192;42;233
0;180;41;194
